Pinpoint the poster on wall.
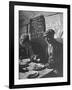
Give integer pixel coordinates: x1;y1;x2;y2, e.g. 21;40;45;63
9;1;70;89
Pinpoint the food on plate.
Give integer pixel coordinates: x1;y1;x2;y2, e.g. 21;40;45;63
27;71;39;78
19;59;30;65
33;63;46;71
19;67;29;73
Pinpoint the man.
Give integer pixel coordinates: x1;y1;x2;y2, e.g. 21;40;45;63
19;34;32;59
30;37;49;64
45;29;63;77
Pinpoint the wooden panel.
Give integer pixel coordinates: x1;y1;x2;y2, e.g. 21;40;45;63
30;15;45;39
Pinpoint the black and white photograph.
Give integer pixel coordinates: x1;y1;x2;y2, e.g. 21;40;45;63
19;11;63;79
9;1;70;89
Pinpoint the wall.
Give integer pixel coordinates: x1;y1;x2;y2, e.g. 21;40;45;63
45;13;63;38
19;11;63;39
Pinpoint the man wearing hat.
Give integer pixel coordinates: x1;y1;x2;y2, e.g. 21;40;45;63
44;29;63;77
